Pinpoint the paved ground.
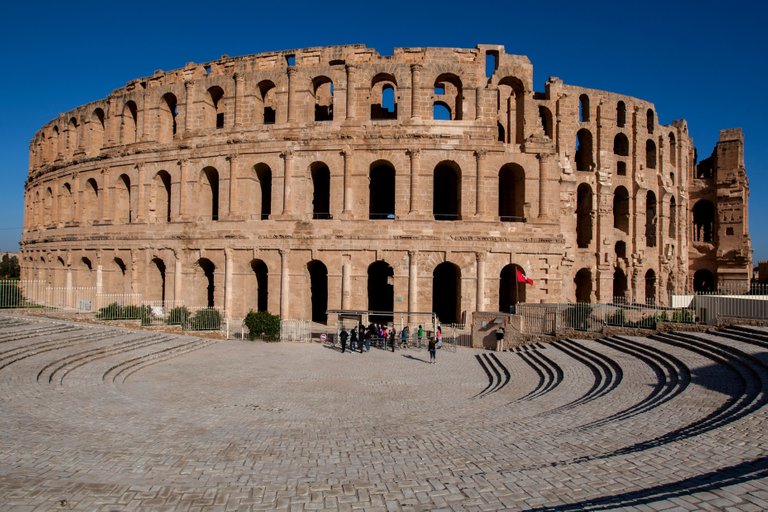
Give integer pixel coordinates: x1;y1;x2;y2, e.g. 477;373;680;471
2;312;768;511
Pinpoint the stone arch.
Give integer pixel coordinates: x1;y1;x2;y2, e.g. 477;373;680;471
433;161;462;221
576;183;593;248
249;259;269;312
312;76;334;121
499;264;526;312
693;269;715;293
59;182;74;224
498;76;525;144
616;101;626;127
646;139;657;169
120;101;138;144
78;256;95;288
579;94;590;122
194;258;216;308
49;125;60;161
433;261;461;324
254;163;272;220
575;129;593;171
148;257;167;303
67;117;79;157
83;177;99;222
669;196;677;238
645;269;657;305
613;268;628;302
151;171;172;223
371;73;398;120
310;162;331;219
369;160;396;219
368;260;394;323
669;132;677;166
115;174;132;224
613;186;630;234
200;166;220;221
538;106;553;138
433;73;463;120
645;190;657;247
107;257;130;296
647;108;655;133
307;260;328;324
693;200;716;243
257;80;277;124
44;187;54;225
498;163;525;222
205;86;226;129
613;133;629;156
575;268;592;303
158;93;178;143
89;108;105;155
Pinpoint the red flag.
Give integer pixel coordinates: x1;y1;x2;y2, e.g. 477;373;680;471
516;268;533;285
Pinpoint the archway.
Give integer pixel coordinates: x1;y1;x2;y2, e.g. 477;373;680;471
613;268;628;302
693;269;715;293
307;260;328;323
575;268;592;303
433;262;461;324
499;264;526;312
251;259;269;312
367;261;394;323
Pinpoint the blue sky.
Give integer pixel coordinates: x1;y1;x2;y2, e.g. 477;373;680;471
1;1;766;260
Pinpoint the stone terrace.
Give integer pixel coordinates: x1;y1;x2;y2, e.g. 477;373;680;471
1;312;768;511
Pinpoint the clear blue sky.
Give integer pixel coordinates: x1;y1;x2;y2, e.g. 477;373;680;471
1;1;766;260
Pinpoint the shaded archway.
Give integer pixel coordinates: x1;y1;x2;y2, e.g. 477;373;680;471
693;200;715;243
575;129;593;171
149;257;166;303
369;161;396;219
576;183;593;248
201;167;219;221
116;174;131;224
575;268;592;303
693;269;716;293
310;162;331;219
433;262;461;324
613;268;628;302
498;163;525;221
368;261;394;323
613;186;630;234
307;260;328;324
251;259;269;312
645;269;657;305
499;264;526;313
152;171;172;223
433;161;461;221
254;163;272;220
645;191;657;247
196;258;215;308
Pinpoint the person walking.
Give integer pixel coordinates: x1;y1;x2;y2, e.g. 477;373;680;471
350;327;357;353
428;335;436;363
436;325;443;349
417;325;424;348
495;324;505;351
400;325;409;349
389;327;396;352
340;328;348;353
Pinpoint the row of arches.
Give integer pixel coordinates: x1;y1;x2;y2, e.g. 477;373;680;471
26;160;528;228
579;96;659;137
575;130;674;173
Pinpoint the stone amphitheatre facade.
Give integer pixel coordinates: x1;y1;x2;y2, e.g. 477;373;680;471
21;44;752;324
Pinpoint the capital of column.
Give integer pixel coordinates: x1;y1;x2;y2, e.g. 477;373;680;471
410;64;423;74
474;149;488;160
184;79;196;89
280;149;293;160
233;72;244;82
475;251;487;263
226;154;238;163
287;66;297;76
406;148;421;158
345;64;357;74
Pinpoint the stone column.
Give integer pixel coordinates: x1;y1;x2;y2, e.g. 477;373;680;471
476;252;486;312
342;149;352;215
131;250;138;296
135;163;145;223
341;257;351;310
407;149;420;215
174;254;182;304
227;155;238;219
105;99;116;146
475;150;487;217
224;248;233;319
408;250;418;320
410;64;422;120
538;154;557;221
281;150;293;216
345;65;356;120
99;168;110;223
233;73;245;127
177;159;189;221
287;67;297;123
280;249;289;318
184;80;196;133
96;261;103;309
66;266;73;310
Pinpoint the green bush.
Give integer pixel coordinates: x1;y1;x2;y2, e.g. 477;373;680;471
243;310;281;341
167;306;191;326
189;308;222;330
96;303;151;322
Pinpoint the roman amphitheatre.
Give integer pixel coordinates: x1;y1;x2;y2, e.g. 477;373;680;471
20;44;751;328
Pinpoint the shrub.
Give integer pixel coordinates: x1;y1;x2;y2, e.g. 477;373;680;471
167;306;191;326
190;308;222;330
243;310;281;341
96;303;151;322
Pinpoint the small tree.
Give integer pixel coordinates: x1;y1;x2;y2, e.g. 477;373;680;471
244;310;281;341
190;308;222;330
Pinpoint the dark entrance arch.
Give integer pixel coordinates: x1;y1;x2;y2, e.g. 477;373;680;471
575;268;592;303
693;269;716;293
368;261;394;323
307;260;328;323
499;264;525;312
613;268;628;302
151;257;166;303
251;259;268;312
369;162;395;219
433;262;461;324
433;162;461;221
197;258;215;308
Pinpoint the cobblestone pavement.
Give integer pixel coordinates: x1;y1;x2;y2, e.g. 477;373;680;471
2;313;768;511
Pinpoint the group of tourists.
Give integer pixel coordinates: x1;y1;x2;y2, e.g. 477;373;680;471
337;323;442;363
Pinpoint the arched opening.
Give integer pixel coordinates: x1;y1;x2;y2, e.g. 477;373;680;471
121;101;138;144
579;94;590;122
67;117;79;157
646;108;655;133
616;101;626;128
613;186;630;234
433;161;461;221
89;108;105;154
84;178;99;222
433;73;463;120
575;129;593;171
433;262;461;324
645;191;657;247
79;256;94;288
201;167;219;221
207;86;225;129
613;268;628;302
251;259;269;312
313;76;334;121
116;174;132;224
498;163;525;222
538;106;553;138
159;93;178;142
370;74;397;120
50;125;60;161
693;200;716;243
150;257;166;303
310;162;331;219
433;101;451;120
617;161;627;176
254;163;272;220
196;258;216;308
693;269;715;293
669;133;677;166
59;183;73;223
615;240;627;259
669;196;677;238
613;133;629;156
646;139;657;169
368;261;394;323
258;81;277;124
44;188;53;225
645;269;657;305
499;264;526;313
574;268;592;303
498;77;525;144
153;171;172;223
111;257;129;295
497;122;505;142
576;183;593;248
369;161;395;219
307;260;328;324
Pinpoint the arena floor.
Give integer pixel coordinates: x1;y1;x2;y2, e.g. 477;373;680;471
1;312;767;511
